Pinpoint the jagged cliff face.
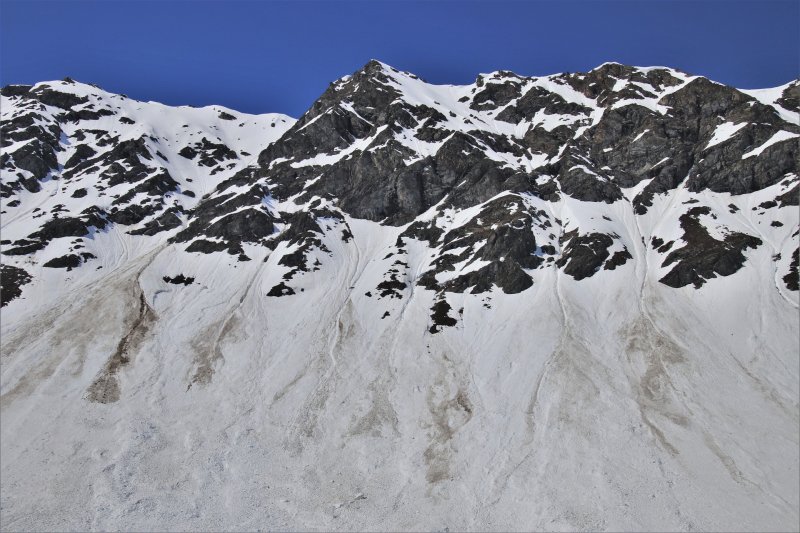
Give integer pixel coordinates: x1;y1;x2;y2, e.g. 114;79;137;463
3;63;798;303
1;63;798;531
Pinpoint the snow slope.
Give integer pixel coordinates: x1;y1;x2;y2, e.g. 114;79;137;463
1;64;798;531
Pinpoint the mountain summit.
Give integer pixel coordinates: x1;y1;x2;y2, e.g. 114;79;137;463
1;62;798;531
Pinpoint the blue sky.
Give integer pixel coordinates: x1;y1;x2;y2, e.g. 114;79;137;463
1;0;797;117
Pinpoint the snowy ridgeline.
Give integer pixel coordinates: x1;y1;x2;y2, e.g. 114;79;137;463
0;62;798;531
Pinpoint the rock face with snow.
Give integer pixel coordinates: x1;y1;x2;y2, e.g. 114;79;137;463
1;62;798;531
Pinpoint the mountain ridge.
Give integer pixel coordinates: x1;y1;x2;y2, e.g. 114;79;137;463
1;61;798;531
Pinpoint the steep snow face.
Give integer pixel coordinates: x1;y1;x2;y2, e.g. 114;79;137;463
1;65;798;532
0;78;293;243
0;79;294;315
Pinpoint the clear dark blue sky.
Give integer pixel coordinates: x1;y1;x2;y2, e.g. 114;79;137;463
1;0;798;117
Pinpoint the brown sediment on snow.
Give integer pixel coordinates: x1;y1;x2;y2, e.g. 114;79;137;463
86;292;155;403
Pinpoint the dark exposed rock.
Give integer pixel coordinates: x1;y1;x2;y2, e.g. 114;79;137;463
108;203;154;225
558;164;623;203
163;274;194;285
274;209;341;279
471;76;524;110
2;63;795;298
32;215;98;240
659;207;762;288
267;281;295;297
497;85;593;124
416;195;543;294
2;240;47;256
563;63;684;105
4;135;59;183
43;252;95;270
128;207;183;236
278;248;309;280
32;86;89;109
605;249;633;270
185;239;230;254
660;79;799;196
0;264;32;307
443;260;533;295
178;137;237;167
556;231;615;280
1;84;32;97
775;184;799;207
775;82;799;112
401;221;444;245
687;130;798;195
759;200;778;209
376;261;407;298
64;144;97;168
429;299;457;333
204;208;274;242
784;248;799;291
113;170;180;203
171;178;273;254
63;108;115;122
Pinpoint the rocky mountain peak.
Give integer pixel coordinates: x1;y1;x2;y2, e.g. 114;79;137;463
2;63;798;308
1;63;798;531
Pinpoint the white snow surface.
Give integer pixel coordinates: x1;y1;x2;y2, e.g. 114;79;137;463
705;121;748;150
1;71;799;532
742;81;800;124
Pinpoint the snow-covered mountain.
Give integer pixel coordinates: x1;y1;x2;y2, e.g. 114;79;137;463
1;61;798;531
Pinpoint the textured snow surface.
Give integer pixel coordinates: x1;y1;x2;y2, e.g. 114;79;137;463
2;202;798;531
1;69;799;532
